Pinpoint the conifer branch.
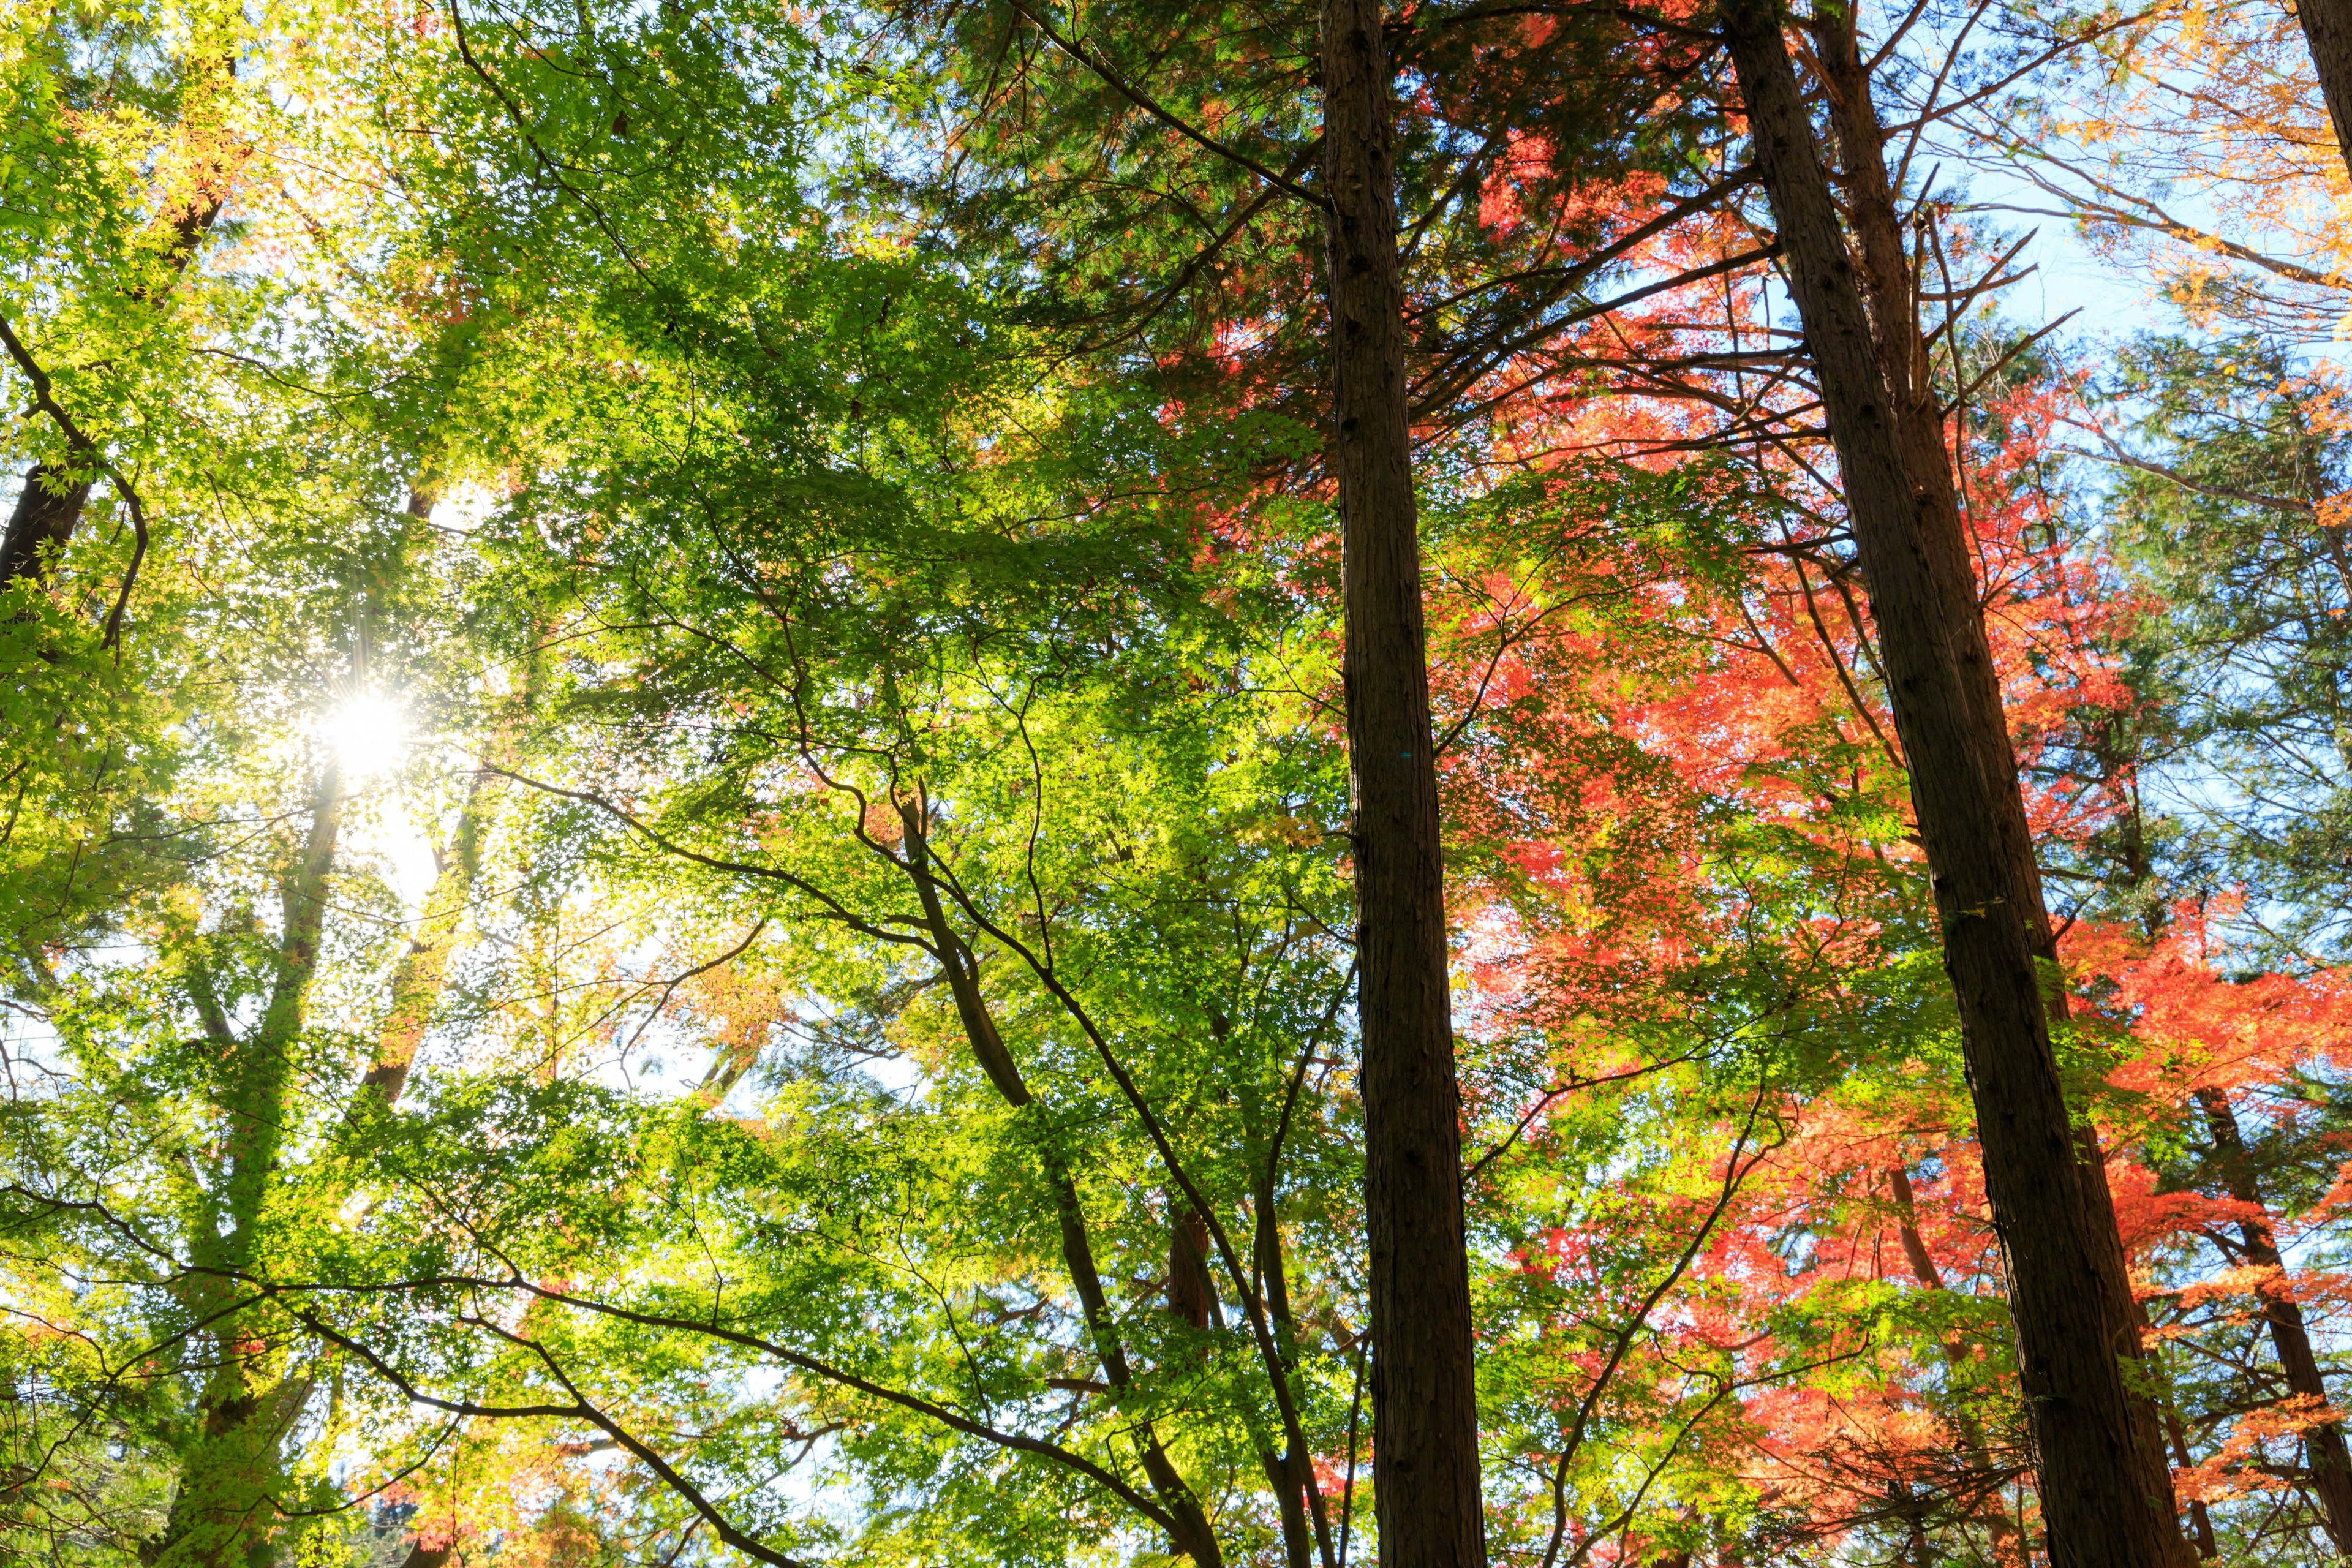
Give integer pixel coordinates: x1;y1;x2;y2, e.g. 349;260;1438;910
998;0;1330;211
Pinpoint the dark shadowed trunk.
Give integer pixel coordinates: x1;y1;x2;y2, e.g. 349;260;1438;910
1803;13;2190;1555
2196;1086;2352;1555
1317;0;1485;1564
1719;4;2189;1564
1169;1200;1221;1329
0;468;92;586
2294;0;2352;183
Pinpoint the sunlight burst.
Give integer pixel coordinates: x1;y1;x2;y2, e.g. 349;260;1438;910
322;693;408;780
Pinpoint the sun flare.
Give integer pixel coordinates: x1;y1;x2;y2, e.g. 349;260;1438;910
321;693;408;780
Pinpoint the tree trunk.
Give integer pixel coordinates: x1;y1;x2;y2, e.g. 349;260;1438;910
1;53;238;594
1718;6;2189;1564
1169;1200;1221;1329
2152;1357;2220;1560
154;479;481;1568
154;766;344;1568
2294;0;2352;183
0;467;92;586
897;799;1223;1567
356;537;528;1112
1886;1166;2027;1567
1248;1079;1338;1568
2196;1085;2352;1555
355;764;497;1108
1803;17;2192;1555
1318;1;1485;1564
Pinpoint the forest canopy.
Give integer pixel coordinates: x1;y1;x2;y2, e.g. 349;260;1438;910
6;0;2352;1564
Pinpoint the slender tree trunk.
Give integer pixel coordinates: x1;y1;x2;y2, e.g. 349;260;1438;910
2195;1086;2352;1555
1886;1167;2027;1568
1718;6;2188;1564
357;778;496;1106
154;766;344;1568
1;51;239;592
1257;1179;1336;1568
897;799;1223;1567
355;556;530;1111
1319;3;1485;1565
2149;1349;2220;1560
1243;1066;1340;1568
2294;0;2352;183
167;489;480;1568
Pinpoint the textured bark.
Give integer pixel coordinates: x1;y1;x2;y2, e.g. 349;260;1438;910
1318;0;1485;1564
2196;1086;2352;1556
2296;0;2352;184
157;485;474;1568
1719;5;2188;1564
0;467;92;586
1169;1201;1221;1329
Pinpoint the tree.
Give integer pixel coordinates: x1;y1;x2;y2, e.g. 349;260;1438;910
14;0;2352;1562
2100;336;2352;966
1715;2;2191;1562
1317;0;1485;1559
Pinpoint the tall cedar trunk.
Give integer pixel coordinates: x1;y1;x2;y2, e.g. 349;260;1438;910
1717;5;2189;1564
2195;1086;2352;1554
2295;0;2352;182
1804;16;2192;1550
1319;1;1485;1564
